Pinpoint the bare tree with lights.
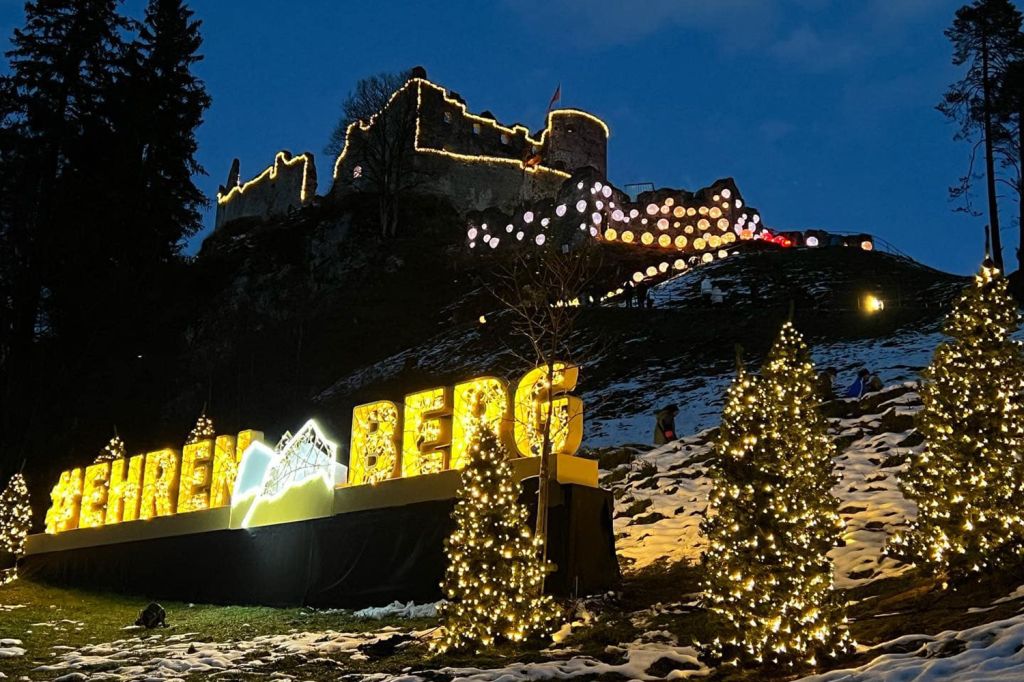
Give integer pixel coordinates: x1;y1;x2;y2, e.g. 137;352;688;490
701;324;851;668
483;228;601;585
888;261;1024;578
325;70;417;237
433;415;554;653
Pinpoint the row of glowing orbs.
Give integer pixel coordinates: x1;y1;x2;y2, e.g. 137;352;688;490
465;179;757;252
605;228;738;250
629;249;731;283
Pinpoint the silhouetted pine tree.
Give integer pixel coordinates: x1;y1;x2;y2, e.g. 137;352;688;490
132;0;211;256
0;0;131;466
940;0;1024;271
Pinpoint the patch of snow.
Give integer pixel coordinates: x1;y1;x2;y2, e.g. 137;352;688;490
608;382;920;587
993;586;1024;605
353;601;440;620
800;613;1024;681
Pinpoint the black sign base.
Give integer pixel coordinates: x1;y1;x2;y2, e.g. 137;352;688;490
19;482;619;608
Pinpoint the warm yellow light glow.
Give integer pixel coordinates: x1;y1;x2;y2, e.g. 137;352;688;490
177;439;214;514
402;387;453;477
451;377;511;470
139;449;180;520
330;78;609;183
79;462;110;529
217;151;314;205
349;401;402;485
513;364;583;458
209;434;240;508
864;294;885;313
118;455;145;523
44;468;83;534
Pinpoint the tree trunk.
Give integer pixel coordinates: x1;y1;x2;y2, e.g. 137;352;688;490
1019;111;1024;274
982;36;1004;270
378;194;388;238
534;358;561;594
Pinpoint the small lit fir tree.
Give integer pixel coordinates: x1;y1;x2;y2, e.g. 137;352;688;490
95;433;126;463
187;413;215;444
0;473;31;556
888;263;1024;578
0;473;32;585
433;419;554;654
701;323;851;668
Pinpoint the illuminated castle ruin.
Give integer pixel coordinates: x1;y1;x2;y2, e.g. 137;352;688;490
215;151;317;228
213;69;873;294
214;68;608;230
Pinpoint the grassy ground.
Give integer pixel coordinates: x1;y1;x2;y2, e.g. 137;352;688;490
0;578;548;680
5;556;1022;681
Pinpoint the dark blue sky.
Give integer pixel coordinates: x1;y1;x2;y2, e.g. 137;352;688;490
1;0;1008;274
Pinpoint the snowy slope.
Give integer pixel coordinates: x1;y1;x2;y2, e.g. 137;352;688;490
607;383;922;588
587;325;941;446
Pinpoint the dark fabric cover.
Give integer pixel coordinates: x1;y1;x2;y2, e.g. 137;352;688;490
19;483;619;608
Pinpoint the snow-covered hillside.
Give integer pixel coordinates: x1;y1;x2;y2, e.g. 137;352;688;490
7;382;1024;681
585;328;941;446
606;382;920;588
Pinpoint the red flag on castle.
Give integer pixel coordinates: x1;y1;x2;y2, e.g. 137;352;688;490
547;84;561;112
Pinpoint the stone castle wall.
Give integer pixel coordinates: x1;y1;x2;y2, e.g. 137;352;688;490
330;78;608;215
215;151;317;229
216;76;608;228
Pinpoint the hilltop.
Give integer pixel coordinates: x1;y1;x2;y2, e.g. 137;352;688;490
5;377;1024;681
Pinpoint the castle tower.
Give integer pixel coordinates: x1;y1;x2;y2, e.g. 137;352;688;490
545;111;608;177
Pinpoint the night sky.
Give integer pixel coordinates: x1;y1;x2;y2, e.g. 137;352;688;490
0;0;1006;274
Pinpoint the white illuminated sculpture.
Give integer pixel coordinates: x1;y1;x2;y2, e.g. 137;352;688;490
230;420;346;529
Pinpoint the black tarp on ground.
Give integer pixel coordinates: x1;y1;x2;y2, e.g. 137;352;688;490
19;483;619;608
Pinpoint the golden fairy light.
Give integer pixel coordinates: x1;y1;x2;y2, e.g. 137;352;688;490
887;263;1024;578
433;417;555;653
0;473;31;586
701;322;852;667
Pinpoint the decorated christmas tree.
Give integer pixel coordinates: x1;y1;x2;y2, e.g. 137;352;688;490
0;473;31;557
888;262;1024;578
0;473;32;585
433;419;554;653
94;433;126;463
701;323;851;667
187;413;216;444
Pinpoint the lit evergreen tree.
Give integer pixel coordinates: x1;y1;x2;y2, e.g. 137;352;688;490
433;419;554;653
701;323;851;668
889;262;1024;578
0;473;32;557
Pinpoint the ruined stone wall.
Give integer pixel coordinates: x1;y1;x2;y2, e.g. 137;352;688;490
546;112;608;177
215;151;317;229
416;81;538;163
330;79;608;216
409;153;565;214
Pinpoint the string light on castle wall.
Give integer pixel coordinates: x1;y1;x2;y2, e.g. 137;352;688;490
217;151;315;205
330;78;609;184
